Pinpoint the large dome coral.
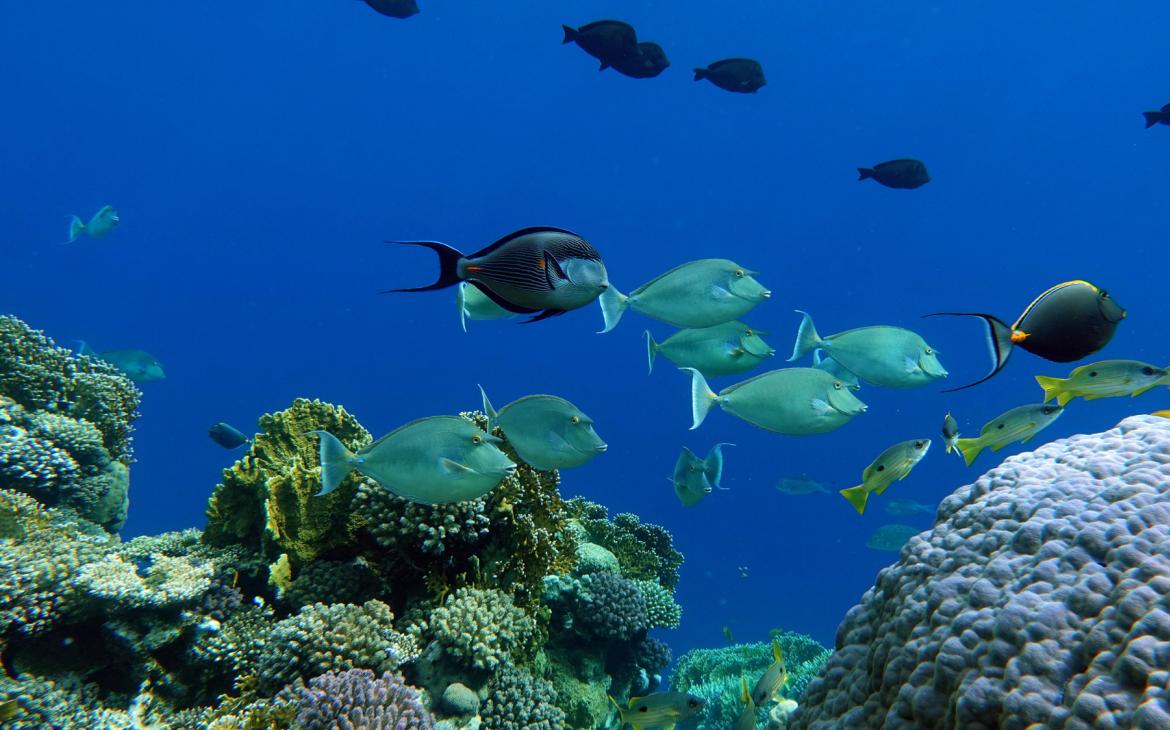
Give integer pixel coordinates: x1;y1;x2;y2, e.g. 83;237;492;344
792;415;1170;730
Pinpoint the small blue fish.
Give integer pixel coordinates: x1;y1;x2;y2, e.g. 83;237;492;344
67;205;119;243
78;342;165;383
209;422;251;449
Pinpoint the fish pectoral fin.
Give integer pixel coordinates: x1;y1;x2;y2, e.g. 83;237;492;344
440;458;473;474
810;398;833;415
709;284;734;301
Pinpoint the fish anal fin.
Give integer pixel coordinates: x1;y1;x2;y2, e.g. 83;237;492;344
468;280;540;314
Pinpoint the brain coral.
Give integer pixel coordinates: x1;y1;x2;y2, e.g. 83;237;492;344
292;669;434;730
792;415;1170;730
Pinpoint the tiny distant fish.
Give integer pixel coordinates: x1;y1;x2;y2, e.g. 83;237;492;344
208;422;251;449
611;41;670;79
360;0;419;18
750;639;788;705
884;498;934;518
736;675;757;730
311;417;515;503
955;403;1063;467
693;58;766;93
774;474;832;496
78;342;166;383
929;280;1126;391
609;692;705;729
457;281;514;332
601;259;771;332
687;367;866;435
866;523;920;552
789;311;947;389
562;20;638;71
481;387;606;471
646;321;774;378
67;205;119;243
839;439;931;515
672;443;731;507
723;626;734;643
857;159;930;189
1143;103;1170;129
1035;360;1167;406
942;412;960;455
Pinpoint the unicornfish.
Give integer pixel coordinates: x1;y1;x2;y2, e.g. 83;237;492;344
646;321;773;377
457;281;514;332
789;311;947;389
685;367;866;435
67;205;119;243
600;259;770;332
672;443;731;507
480;387;606;471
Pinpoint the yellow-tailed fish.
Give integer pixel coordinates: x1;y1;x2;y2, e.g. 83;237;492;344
1154;410;1170;419
751;639;789;705
789;311;947;388
66;204;119;243
480;386;606;470
600;259;770;332
955;403;1063;467
839;439;931;515
609;692;705;729
735;674;758;730
1035;360;1167;406
942;412;960;455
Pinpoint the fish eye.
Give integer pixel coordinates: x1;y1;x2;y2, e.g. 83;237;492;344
925;348;933;355
915;440;925;449
833;381;843;390
471;434;482;444
734;269;744;278
1101;290;1110;299
1143;366;1155;375
570;415;580;425
876;465;886;472
688;699;700;707
1089;371;1098;378
745;329;753;336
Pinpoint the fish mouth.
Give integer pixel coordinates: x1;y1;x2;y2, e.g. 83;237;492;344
761;290;772;299
595;443;608;453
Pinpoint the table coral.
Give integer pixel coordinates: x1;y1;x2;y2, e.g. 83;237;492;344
791;415;1170;730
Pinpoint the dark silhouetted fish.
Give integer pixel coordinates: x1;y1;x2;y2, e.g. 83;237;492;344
929;280;1126;391
857;159;931;189
361;0;419;18
387;227;609;322
693;58;766;93
562;20;638;71
1143;103;1170;129
611;42;670;79
209;422;251;449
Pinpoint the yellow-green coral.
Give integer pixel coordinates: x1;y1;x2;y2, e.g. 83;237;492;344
565;498;683;589
203;398;371;567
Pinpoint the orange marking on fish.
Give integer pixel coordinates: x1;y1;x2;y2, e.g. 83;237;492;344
537;257;546;269
1011;331;1030;343
466;265;483;272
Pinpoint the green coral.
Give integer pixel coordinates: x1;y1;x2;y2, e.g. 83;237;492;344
203;398;371;568
430;586;538;670
633;579;682;630
565;498;682;589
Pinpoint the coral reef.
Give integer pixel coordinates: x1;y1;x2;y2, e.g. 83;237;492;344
429;586;538;670
480;667;567;730
565;498;683;589
292;669;435;729
354;481;491;555
633;578;682;630
792;415;1170;730
573;572;648;640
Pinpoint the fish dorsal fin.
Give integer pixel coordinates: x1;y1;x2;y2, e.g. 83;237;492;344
773;638;783;663
479;385;498;433
468;226;579;259
741;674;750;704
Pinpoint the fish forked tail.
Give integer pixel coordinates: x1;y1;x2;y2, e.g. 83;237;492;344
598;285;630;333
382;240;465;293
308;430;356;496
692;67;709;81
66;215;85;243
956;437;984;467
705;442;734;489
788;310;822;362
1143;111;1164;129
857;167;875;181
839;485;869;515
1034;375;1074;406
924;312;1014;392
561;25;578;44
479;384;499;433
645;331;658;374
683;367;718;430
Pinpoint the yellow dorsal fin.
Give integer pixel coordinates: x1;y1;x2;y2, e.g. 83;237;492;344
741;674;750;704
772;638;783;663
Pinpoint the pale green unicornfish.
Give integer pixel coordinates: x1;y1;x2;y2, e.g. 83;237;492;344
600;259;770;332
672;443;731;507
789;311;947;388
1035;360;1167;406
813;351;861;391
67;205;119;243
609;691;705;730
685;367;866;435
839;438;931;515
310;417;515;504
646;321;774;377
751;639;789;705
457;281;514;332
481;387;606;471
78;342;165;383
955;403;1063;467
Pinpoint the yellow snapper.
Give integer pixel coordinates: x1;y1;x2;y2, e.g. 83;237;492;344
456;281;514;332
751;639;789;705
839;439;931;515
672;443;731;507
1035;359;1167;406
600;259;770;332
67;204;119;243
310;417;515;503
610;691;705;729
686;367;866;435
789;311;947;388
646;321;774;377
736;674;758;730
481;387;606;471
955;403;1063;466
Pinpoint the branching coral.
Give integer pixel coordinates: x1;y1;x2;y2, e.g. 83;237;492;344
291;669;435;730
480;667;567;730
77;552;215;609
283;558;387;609
429;586;538;670
633;579;682;630
565;498;682;589
573;572;648;641
353;480;492;555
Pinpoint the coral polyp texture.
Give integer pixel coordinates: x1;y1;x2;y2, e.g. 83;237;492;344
292;669;435;730
792;415;1170;730
430;586;538;670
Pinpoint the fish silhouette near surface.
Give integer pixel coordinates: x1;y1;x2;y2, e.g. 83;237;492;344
360;0;418;18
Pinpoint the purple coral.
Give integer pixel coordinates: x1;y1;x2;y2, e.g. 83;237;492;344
792;415;1170;730
575;572;648;640
293;669;434;730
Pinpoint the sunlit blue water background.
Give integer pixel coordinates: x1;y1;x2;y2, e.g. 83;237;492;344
3;1;1169;658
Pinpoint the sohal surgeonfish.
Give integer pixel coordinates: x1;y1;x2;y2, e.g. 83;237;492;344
1143;103;1170;129
361;0;418;18
311;418;515;504
78;342;165;383
646;321;773;377
601;259;770;332
481;387;606;471
942;412;960;456
735;675;758;730
208;422;251;449
751;639;789;705
813;351;861;391
1035;360;1167;406
562;20;638;71
672;443;731;507
609;692;705;730
789;311;948;389
693;58;766;93
857;159;931;189
67;205;119;243
839;439;931;515
954;403;1063;467
388;227;609;322
930;280;1126;391
612;42;670;78
866;523;920;552
457;281;514;332
686;367;866;435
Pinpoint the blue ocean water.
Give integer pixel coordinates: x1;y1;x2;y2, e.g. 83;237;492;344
2;0;1168;662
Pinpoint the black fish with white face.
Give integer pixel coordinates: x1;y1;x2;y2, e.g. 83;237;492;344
1143;103;1170;129
562;20;638;71
858;159;931;189
388;227;609;322
693;58;766;93
209;422;251;449
361;0;419;19
611;42;670;79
